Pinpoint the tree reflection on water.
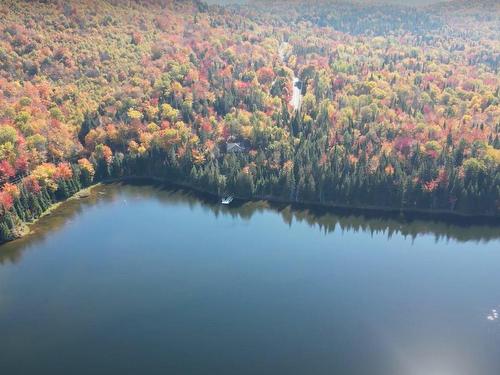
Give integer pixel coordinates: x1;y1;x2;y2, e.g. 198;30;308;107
1;182;498;265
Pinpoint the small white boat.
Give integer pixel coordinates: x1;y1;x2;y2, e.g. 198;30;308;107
221;196;234;205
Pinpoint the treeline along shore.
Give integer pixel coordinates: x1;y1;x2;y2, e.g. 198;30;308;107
1;147;498;245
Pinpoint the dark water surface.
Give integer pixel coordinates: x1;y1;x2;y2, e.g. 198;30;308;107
1;183;499;375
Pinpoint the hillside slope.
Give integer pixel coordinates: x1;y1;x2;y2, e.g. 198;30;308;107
0;0;498;241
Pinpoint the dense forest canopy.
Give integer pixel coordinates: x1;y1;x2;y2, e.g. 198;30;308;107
0;0;499;241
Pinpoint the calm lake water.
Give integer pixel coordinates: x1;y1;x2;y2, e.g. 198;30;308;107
1;183;500;375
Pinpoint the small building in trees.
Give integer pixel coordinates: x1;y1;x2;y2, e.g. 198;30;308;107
226;143;245;153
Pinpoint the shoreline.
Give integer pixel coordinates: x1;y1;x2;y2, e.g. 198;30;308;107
8;184;101;243
2;177;499;246
116;176;500;225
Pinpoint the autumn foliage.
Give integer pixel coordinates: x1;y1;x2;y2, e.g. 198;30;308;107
0;0;499;242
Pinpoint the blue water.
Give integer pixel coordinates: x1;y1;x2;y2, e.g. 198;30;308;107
0;184;499;375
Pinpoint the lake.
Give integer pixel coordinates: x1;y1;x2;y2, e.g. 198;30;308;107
0;183;499;375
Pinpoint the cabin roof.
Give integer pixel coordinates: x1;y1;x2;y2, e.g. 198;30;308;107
227;142;245;152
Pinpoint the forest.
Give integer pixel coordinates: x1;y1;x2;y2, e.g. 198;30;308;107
0;0;499;242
